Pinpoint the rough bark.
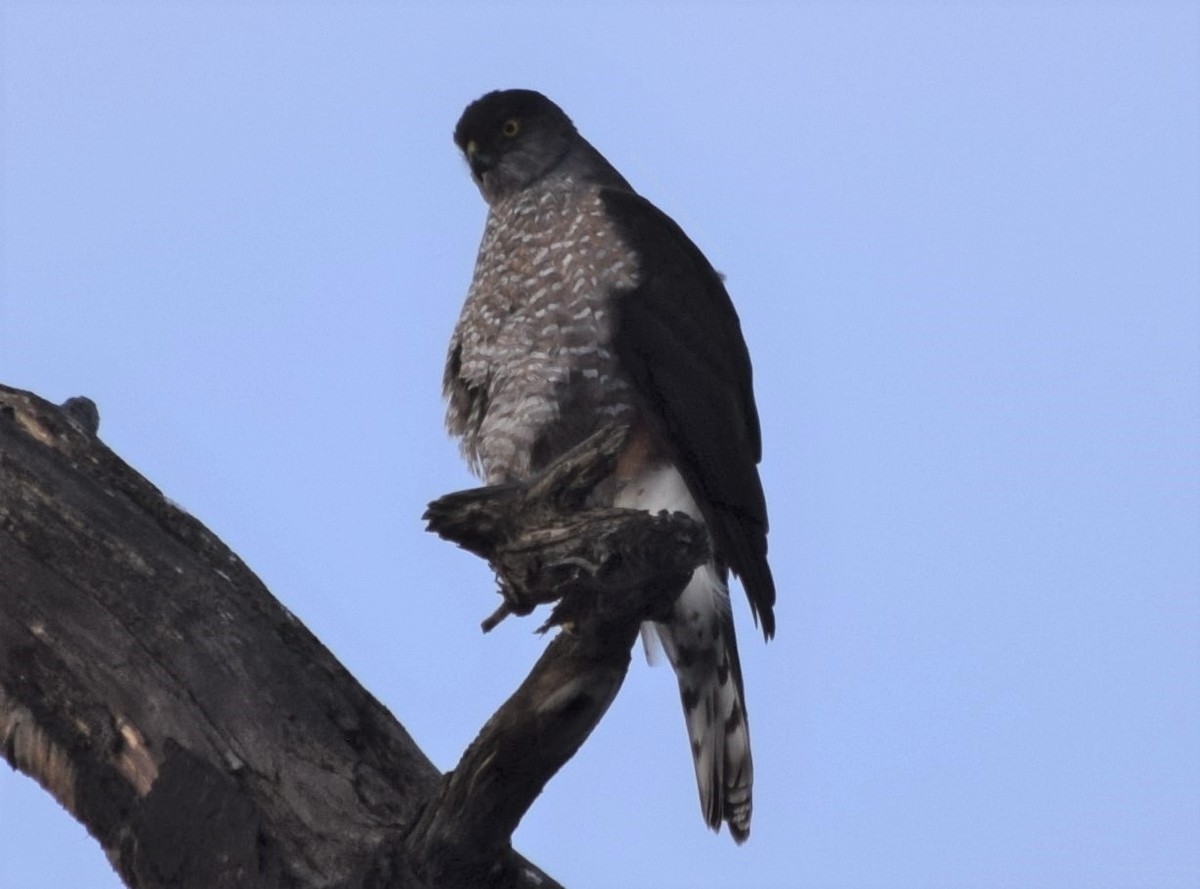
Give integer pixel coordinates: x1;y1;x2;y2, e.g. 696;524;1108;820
0;385;705;888
407;427;708;887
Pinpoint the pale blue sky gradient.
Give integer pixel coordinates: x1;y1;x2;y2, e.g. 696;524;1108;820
2;3;1198;888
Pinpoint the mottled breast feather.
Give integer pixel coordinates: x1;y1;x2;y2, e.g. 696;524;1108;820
445;176;639;484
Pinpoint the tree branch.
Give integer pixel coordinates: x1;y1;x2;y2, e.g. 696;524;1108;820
1;386;706;888
0;384;557;889
406;427;708;886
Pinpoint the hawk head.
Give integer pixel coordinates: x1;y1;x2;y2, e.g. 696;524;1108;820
454;89;578;203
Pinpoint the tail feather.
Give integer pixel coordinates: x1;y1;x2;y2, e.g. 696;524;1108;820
615;463;756;841
656;563;754;843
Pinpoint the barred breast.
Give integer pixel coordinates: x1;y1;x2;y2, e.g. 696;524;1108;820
445;177;639;484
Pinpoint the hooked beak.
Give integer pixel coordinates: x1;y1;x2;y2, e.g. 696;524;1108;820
465;140;497;178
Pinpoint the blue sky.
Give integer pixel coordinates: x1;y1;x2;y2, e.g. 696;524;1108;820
2;3;1198;888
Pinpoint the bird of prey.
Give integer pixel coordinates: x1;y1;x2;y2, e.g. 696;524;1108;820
445;89;775;843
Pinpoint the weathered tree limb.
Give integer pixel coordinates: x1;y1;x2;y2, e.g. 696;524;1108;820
0;384;556;889
406;427;709;886
1;385;706;889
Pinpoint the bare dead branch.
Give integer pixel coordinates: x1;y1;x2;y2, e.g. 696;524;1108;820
0;384;559;889
407;426;709;887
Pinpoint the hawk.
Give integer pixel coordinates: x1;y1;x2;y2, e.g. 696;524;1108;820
445;89;775;843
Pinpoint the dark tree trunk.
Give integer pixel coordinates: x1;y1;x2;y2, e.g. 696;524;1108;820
0;385;704;889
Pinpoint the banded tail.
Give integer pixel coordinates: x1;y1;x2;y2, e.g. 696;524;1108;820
616;462;755;842
656;562;754;842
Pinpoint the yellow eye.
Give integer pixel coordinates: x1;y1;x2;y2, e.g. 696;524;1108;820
501;118;520;137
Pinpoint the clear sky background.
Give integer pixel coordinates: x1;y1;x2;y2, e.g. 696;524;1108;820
2;3;1198;888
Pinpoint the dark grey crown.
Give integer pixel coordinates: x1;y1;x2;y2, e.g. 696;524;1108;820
454;90;630;201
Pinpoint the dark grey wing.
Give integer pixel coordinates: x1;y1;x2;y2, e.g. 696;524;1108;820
601;188;776;639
